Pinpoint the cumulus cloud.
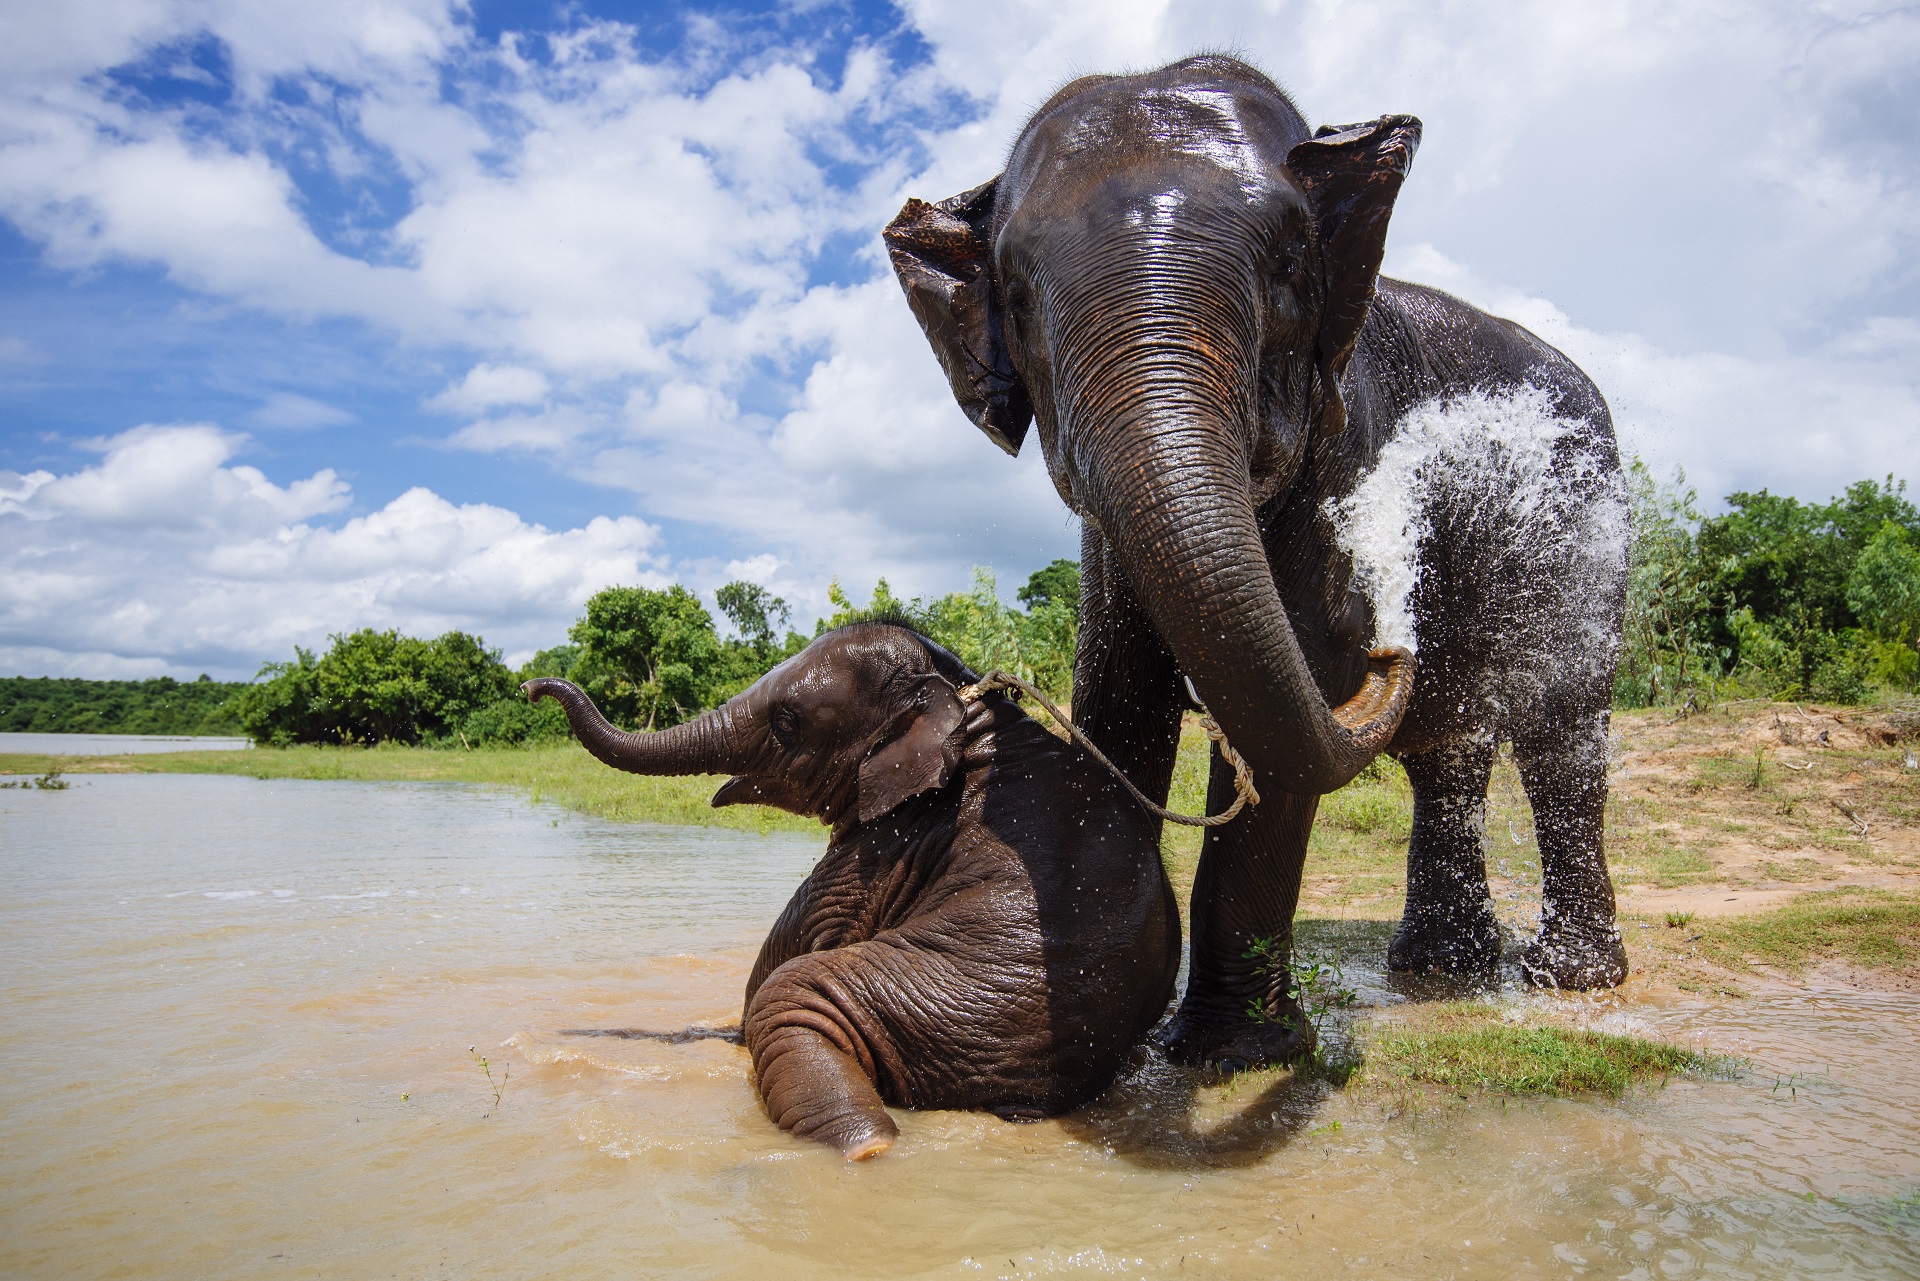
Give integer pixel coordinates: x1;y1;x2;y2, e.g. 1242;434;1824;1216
0;424;664;677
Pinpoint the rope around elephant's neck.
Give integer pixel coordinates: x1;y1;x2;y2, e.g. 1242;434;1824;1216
954;671;1260;827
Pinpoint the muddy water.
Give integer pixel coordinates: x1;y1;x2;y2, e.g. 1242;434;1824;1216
3;775;1915;1279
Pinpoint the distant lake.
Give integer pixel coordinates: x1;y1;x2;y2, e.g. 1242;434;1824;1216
0;731;253;755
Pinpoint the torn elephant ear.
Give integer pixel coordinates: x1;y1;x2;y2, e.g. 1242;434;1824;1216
1287;115;1422;437
883;178;1034;456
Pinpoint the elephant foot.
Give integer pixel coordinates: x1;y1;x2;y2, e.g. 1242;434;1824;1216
1387;901;1502;976
1520;916;1628;990
1154;1000;1316;1074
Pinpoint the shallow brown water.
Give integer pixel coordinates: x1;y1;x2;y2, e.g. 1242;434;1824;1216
3;775;1916;1278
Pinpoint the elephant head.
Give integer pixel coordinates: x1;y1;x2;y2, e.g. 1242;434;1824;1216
886;55;1415;794
526;624;971;826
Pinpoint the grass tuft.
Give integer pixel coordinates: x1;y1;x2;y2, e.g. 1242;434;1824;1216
1363;1003;1723;1097
1691;889;1920;972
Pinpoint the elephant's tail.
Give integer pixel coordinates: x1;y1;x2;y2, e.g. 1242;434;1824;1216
558;1025;744;1045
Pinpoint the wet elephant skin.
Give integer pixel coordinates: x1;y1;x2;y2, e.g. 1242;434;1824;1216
527;623;1180;1159
885;54;1629;1070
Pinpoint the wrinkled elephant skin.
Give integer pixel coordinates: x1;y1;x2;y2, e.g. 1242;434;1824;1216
527;623;1180;1159
886;54;1629;1068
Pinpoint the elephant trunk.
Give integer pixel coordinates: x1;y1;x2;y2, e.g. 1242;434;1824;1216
1091;426;1413;795
524;678;748;776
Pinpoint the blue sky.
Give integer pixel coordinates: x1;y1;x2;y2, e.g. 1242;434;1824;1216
2;0;1916;678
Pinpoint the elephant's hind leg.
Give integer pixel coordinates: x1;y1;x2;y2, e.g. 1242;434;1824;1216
1512;708;1627;989
746;968;899;1160
1389;737;1502;975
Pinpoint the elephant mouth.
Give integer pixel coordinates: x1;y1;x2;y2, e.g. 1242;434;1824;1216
711;775;801;812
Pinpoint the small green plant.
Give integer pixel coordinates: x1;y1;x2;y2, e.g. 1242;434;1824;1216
2;769;70;790
1745;747;1766;790
1665;910;1695;928
1243;937;1360;1046
469;1045;508;1112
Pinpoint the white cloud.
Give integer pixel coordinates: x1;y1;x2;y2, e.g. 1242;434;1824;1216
0;423;664;677
426;363;552;414
1383;242;1920;507
2;0;1917;679
3;424;348;530
248;393;355;430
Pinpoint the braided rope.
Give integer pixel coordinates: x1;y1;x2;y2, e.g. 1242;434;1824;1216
955;671;1260;827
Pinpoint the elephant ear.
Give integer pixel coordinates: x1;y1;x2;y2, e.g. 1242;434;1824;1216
855;674;967;823
1288;115;1423;436
883;179;1034;456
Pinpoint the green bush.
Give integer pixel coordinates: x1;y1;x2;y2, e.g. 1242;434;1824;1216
820;563;1080;698
459;695;570;747
235;629;514;746
1618;467;1918;705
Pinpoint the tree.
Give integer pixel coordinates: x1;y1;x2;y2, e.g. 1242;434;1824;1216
568;585;723;729
1616;461;1721;706
515;644;579;681
235;630;514;746
235;648;326;746
713;580;806;697
1017;558;1081;613
820;565;1080;698
716;581;791;648
1848;520;1920;691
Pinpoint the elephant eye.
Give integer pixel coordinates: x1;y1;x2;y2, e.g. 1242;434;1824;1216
770;706;801;747
1003;279;1033;316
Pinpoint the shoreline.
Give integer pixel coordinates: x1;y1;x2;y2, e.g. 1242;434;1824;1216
7;699;1916;952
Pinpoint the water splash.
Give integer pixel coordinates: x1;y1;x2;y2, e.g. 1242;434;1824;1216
1325;385;1627;725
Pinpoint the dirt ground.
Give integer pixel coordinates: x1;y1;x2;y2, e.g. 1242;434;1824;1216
1235;700;1920;937
1595;700;1920;918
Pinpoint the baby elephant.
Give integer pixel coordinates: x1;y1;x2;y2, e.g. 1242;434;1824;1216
526;622;1179;1159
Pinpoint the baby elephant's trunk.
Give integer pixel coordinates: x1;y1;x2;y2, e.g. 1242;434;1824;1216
523;678;745;776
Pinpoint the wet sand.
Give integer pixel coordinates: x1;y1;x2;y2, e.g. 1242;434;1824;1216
3;775;1915;1278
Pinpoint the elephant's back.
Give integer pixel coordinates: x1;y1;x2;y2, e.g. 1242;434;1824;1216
1366;277;1612;440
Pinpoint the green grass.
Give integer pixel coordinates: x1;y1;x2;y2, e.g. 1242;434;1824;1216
1362;1003;1722;1097
1691;889;1920;972
0;743;819;834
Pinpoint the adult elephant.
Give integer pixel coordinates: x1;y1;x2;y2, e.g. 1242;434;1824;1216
885;54;1629;1070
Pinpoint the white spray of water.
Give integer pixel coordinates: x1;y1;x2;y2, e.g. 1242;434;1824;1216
1326;385;1628;728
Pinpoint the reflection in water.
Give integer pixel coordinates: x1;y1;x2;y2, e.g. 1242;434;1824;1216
2;775;1916;1279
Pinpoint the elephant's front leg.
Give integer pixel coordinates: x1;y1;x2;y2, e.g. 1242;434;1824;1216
1158;749;1322;1070
745;963;899;1160
1512;708;1627;989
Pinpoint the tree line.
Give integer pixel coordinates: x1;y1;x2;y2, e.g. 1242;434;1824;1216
11;466;1914;743
0;675;248;736
1620;465;1919;706
230;559;1083;746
